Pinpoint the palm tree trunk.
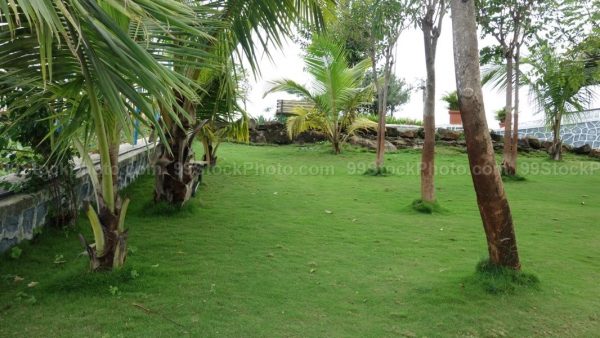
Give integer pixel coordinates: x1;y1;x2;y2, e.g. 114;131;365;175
154;100;202;205
550;114;562;161
502;54;516;176
450;0;521;269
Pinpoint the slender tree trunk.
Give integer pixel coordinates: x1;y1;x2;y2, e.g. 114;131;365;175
512;52;521;173
420;15;439;203
450;0;520;269
375;52;391;170
502;55;516;176
550;114;562;161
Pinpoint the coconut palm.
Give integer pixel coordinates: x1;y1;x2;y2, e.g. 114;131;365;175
153;0;328;205
0;0;215;270
264;36;375;154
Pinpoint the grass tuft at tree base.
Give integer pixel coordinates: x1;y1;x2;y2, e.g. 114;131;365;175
411;199;443;214
501;173;527;182
465;259;540;294
139;199;198;217
363;166;391;176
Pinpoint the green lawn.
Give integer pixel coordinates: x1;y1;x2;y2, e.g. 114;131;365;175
1;143;599;337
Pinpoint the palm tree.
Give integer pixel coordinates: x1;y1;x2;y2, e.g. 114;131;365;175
264;35;376;154
528;43;596;160
0;0;214;270
153;0;327;205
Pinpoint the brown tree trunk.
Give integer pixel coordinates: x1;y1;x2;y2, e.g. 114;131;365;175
502;55;516;176
450;0;521;269
153;104;204;205
420;2;444;203
511;52;521;173
550;115;562;161
375;56;391;170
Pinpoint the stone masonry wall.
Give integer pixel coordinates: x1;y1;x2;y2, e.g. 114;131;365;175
0;143;154;253
517;120;600;149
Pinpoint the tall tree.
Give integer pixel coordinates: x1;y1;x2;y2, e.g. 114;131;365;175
476;0;539;177
450;0;520;269
416;0;447;204
367;0;419;171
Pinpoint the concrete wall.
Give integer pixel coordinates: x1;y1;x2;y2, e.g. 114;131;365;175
0;142;154;253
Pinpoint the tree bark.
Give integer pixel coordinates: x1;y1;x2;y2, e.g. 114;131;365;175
153;102;203;205
502;54;516;176
420;1;444;203
512;50;521;173
375;50;392;170
550;114;562;161
450;0;521;269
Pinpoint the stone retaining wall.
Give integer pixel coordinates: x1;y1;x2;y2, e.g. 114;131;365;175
517;120;600;149
0;143;154;253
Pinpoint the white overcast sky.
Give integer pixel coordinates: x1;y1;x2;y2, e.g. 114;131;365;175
244;16;598;127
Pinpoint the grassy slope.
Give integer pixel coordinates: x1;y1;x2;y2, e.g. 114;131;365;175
1;143;599;337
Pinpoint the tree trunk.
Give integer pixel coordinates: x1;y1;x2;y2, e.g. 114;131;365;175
420;14;439;203
550;114;562;161
80;144;129;271
502;54;516;176
80;200;128;271
375;53;392;170
202;137;218;166
511;51;521;173
333;140;341;155
450;0;521;269
153;108;203;205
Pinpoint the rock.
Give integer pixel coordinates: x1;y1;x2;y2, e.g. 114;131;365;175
349;135;377;150
356;128;378;138
526;136;541;149
562;144;573;153
348;135;396;151
490;132;504;142
416;128;425;139
399;129;418;139
385;126;400;138
391;138;409;148
493;143;504;151
295;130;327;144
248;118;257;131
250;131;267;144
517;138;531;152
590;149;600;159
440;140;458;146
573;144;592;155
437;128;462;141
541;140;553;151
384;140;397;152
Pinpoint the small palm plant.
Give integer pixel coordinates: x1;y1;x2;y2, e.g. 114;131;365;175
264;35;376;154
529;43;595;160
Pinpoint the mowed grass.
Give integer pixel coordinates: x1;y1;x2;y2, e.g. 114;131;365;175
1;142;599;337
